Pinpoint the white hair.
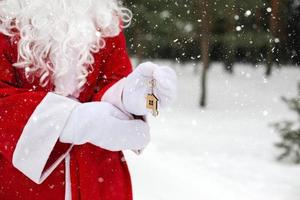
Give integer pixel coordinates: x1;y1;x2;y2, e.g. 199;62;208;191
0;0;131;97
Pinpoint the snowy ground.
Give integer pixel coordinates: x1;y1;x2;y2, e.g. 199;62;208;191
125;62;300;200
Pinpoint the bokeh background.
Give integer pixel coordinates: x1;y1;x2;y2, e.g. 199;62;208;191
121;1;300;200
124;0;300;69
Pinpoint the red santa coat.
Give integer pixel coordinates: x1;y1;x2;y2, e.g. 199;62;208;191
0;31;134;200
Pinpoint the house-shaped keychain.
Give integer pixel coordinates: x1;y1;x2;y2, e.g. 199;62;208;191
146;93;159;117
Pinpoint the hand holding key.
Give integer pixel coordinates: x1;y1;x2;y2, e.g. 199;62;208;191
122;62;177;116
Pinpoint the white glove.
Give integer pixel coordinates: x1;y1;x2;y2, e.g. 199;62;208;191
123;62;177;115
60;102;150;151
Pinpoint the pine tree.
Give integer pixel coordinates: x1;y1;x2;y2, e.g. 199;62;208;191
273;82;300;164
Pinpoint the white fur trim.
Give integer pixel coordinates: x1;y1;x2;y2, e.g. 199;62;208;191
65;154;72;200
12;93;79;184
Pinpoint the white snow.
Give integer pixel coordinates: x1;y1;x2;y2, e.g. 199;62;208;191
125;62;300;200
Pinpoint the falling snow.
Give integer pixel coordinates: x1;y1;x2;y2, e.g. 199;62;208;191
126;61;300;200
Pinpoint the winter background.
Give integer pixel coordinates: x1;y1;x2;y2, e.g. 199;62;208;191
122;0;300;200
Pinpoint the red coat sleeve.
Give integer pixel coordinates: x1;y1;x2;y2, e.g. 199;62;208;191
0;34;45;160
92;31;133;101
0;34;76;184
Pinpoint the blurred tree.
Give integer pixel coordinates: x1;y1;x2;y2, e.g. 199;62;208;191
122;0;299;109
210;0;270;72
199;0;211;107
273;82;300;164
266;0;281;76
123;0;297;68
123;0;197;62
287;0;300;65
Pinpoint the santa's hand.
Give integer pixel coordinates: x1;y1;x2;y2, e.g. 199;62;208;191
122;62;177;115
60;102;150;151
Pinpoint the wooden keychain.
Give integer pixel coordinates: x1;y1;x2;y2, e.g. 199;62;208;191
146;79;159;117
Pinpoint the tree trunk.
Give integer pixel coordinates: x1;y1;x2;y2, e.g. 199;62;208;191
224;0;236;74
200;0;210;107
266;0;280;76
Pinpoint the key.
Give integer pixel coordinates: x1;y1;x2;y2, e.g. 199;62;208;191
146;79;159;117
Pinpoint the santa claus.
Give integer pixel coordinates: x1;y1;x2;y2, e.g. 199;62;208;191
0;0;177;199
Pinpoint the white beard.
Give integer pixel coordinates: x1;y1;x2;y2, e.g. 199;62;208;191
0;0;131;97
